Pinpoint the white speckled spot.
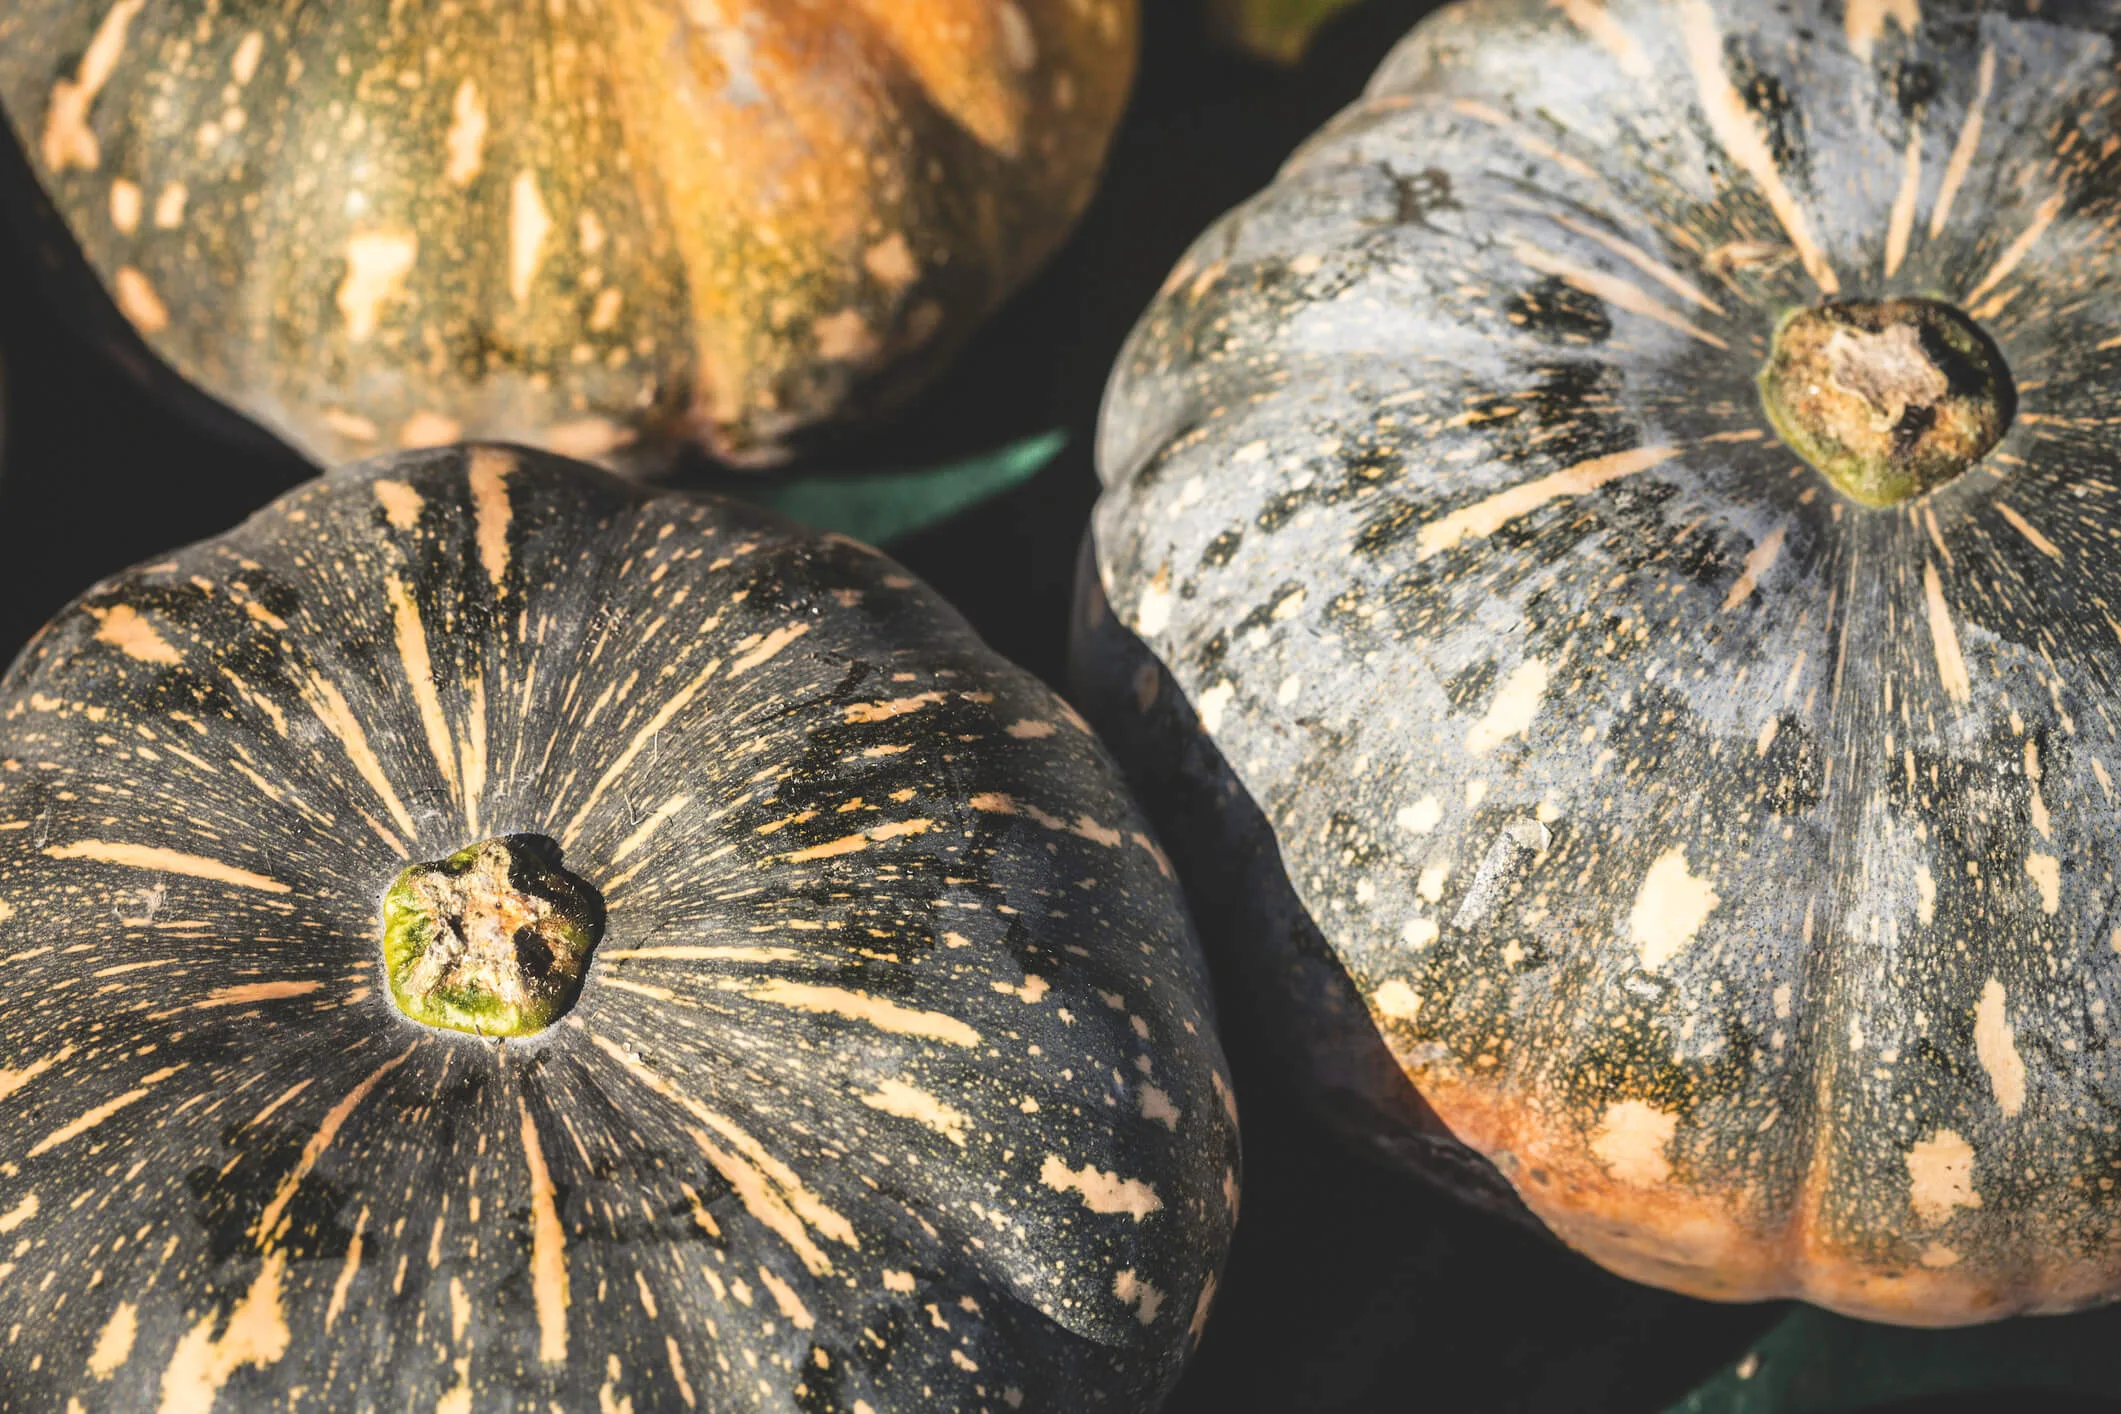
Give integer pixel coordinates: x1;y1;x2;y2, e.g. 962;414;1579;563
1466;659;1548;755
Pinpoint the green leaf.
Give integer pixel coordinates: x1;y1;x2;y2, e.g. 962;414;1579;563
1207;0;1370;64
745;429;1067;548
1666;1303;2121;1414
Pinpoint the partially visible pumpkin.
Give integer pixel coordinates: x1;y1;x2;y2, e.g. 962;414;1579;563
0;443;1235;1408
1078;0;2121;1326
0;1;1135;472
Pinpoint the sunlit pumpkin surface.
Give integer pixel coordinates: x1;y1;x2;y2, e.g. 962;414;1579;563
0;446;1236;1408
1084;0;2121;1324
0;0;1135;471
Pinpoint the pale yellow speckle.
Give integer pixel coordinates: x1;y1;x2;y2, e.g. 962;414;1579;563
510;170;552;305
153;182;187;229
1396;797;1442;833
2026;852;2061;914
87;1300;137;1379
1907;1129;1981;1223
1974;978;2026;1117
444;79;488;186
1374;980;1421;1021
109;178;141;233
337;231;417;341
863;233;919;291
1630;848;1720;970
1591;1099;1676;1186
1466;659;1548;755
1416;863;1449;904
113;266;168;334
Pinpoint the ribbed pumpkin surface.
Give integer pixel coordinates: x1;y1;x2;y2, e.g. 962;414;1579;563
0;445;1234;1409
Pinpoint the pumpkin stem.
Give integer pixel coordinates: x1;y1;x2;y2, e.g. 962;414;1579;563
381;835;604;1038
1757;299;2013;507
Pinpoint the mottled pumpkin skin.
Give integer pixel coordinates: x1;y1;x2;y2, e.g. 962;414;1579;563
0;445;1235;1409
0;1;1135;472
1081;0;2121;1325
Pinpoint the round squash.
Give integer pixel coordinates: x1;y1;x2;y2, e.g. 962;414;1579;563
0;1;1135;472
0;444;1236;1408
1077;0;2121;1325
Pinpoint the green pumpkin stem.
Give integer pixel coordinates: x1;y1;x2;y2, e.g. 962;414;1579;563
1758;298;2014;508
381;835;604;1038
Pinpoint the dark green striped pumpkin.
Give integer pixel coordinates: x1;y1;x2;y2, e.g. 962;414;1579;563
0;444;1235;1408
0;0;1136;472
1076;0;2121;1325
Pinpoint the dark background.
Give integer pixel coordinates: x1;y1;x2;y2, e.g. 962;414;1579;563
2;2;2116;1410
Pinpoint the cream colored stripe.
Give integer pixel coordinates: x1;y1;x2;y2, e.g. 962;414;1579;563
26;1086;151;1158
1922;561;1972;705
254;1045;416;1246
1546;214;1724;313
1722;524;1787;610
1515;241;1727;347
589;1033;851;1275
298;670;419;842
729;623;810;677
560;656;722;848
467;448;514;591
610;795;691;866
43;841;291;894
1993;501;2063;561
1968;192;2067;312
742;978;980;1047
1846;0;1919;62
1679;0;1838;294
1550;0;1653;79
1885;126;1922;278
517;1096;569;1365
1931;47;1994;239
386;576;460;802
1416;445;1683;560
600;946;805;963
1453;100;1606;186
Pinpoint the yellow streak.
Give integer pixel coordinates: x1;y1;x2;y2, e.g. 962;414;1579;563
90;605;182;665
27;1083;156;1157
1993;501;2063;561
1550;0;1652;78
600;946;804;962
387;576;460;802
561;656;722;848
468;448;514;591
1885;126;1922;278
298;670;419;842
729;623;811;677
1679;0;1838;293
1722;525;1787;610
1931;47;1994;240
1514;241;1727;347
743;978;980;1047
254;1045;416;1246
1967;191;2066;313
1416;445;1682;560
610;795;691;865
517;1097;569;1364
196;981;322;1009
1846;0;1919;62
1546;214;1724;313
590;1034;852;1275
1922;560;1972;706
43;841;290;894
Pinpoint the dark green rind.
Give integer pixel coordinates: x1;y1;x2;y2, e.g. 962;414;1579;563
0;445;1236;1410
1079;0;2121;1323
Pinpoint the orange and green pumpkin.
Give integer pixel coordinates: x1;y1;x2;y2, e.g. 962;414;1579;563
0;0;1136;472
1076;0;2121;1325
0;444;1236;1408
